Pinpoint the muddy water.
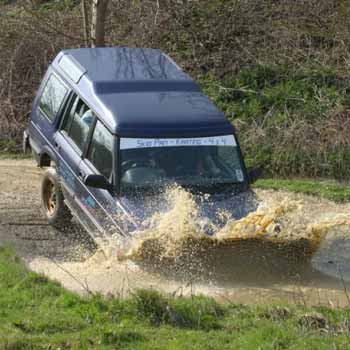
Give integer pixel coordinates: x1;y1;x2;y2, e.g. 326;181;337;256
2;159;350;306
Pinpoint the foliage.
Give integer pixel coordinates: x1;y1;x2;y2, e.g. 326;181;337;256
201;66;350;178
2;0;350;179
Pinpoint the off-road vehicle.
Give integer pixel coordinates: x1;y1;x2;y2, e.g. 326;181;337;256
24;47;260;238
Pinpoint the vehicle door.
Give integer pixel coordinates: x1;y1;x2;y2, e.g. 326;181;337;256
53;95;97;233
77;120;126;238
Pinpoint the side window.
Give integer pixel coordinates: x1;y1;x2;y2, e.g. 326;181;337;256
39;74;68;122
87;120;114;180
61;96;94;151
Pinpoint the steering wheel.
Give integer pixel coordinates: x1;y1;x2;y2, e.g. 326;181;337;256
121;158;154;171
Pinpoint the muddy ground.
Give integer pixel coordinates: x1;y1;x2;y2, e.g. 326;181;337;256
1;159;350;307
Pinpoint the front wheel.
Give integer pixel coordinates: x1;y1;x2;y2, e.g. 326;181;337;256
41;167;72;228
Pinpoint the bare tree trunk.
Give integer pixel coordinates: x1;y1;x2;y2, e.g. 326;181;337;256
91;0;109;47
81;0;89;47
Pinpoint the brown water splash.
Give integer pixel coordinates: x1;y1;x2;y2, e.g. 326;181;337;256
28;187;350;302
117;187;342;265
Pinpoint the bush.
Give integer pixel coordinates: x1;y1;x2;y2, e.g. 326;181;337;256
201;66;350;178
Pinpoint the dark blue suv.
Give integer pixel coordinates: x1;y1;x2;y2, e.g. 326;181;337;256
24;47;259;239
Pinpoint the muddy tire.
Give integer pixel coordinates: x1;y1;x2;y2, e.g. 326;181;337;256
41;167;72;228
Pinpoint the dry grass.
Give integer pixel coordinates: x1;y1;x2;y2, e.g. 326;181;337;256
1;0;350;177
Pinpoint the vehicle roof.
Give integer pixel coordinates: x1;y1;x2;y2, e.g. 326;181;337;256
52;47;235;137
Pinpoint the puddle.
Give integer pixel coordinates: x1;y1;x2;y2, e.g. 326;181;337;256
28;187;350;306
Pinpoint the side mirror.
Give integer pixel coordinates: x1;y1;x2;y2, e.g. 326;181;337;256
248;167;263;184
84;174;113;192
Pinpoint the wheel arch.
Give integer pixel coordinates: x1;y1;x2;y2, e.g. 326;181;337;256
39;146;58;167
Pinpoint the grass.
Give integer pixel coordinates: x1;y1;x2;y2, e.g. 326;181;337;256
0;138;23;155
1;246;350;349
0;153;31;160
201;66;350;179
202;66;346;123
254;178;350;203
0;137;31;159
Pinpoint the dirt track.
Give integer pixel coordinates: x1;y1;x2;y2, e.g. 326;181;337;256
1;158;350;306
0;159;96;261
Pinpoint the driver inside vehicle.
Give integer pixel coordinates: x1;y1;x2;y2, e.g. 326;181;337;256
121;149;167;186
196;154;221;177
156;148;221;178
121;146;239;187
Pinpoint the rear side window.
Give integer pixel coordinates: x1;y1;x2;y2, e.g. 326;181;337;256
62;97;94;151
39;74;68;122
87;120;113;180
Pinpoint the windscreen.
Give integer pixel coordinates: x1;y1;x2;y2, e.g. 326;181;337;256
120;135;245;189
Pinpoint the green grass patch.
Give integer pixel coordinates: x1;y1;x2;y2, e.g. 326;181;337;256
1;246;350;349
0;153;31;160
255;178;350;202
201;66;347;123
0;138;21;154
201;65;350;179
37;0;80;12
0;136;31;158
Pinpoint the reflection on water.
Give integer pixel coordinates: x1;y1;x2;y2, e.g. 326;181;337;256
313;236;350;282
115;187;350;287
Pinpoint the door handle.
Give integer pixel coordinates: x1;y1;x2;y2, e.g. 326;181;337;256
54;142;61;151
78;171;86;180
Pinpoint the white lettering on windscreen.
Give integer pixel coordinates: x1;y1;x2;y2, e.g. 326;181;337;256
121;135;237;150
